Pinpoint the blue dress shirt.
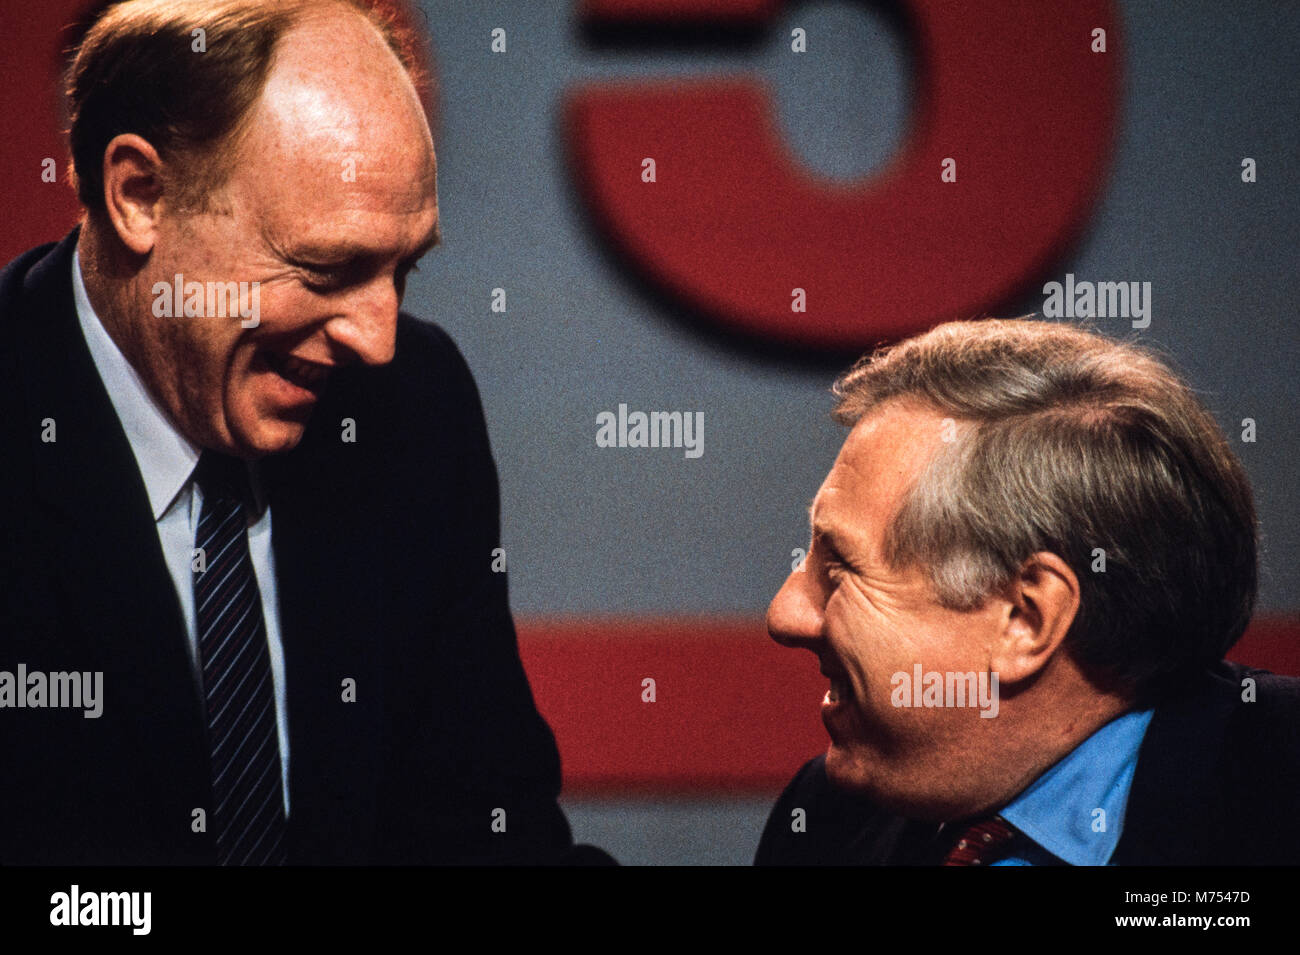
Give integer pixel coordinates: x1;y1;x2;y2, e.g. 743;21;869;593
992;708;1155;865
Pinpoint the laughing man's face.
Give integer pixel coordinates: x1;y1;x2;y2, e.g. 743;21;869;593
134;5;439;457
766;399;1008;820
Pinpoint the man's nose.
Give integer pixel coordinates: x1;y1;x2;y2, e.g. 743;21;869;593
766;563;826;651
326;278;399;366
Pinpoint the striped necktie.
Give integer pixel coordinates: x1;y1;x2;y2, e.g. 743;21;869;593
192;451;287;866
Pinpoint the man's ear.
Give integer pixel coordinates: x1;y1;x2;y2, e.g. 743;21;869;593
100;133;166;256
989;551;1080;685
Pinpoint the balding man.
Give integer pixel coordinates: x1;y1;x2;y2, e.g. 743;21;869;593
0;0;579;864
757;319;1300;866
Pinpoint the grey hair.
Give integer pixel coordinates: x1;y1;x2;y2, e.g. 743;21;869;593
832;318;1258;701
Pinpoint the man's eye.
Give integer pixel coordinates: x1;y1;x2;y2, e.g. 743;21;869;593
300;269;342;292
823;554;848;579
394;263;419;300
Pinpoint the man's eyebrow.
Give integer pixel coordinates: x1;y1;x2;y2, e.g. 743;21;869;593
285;223;441;267
409;221;441;259
810;506;864;565
809;508;839;551
807;502;832;541
807;501;840;538
811;520;841;550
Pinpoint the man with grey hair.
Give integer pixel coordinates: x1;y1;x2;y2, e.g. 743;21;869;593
757;318;1299;865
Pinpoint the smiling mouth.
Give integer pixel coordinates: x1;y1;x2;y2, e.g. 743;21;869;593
826;676;852;704
263;351;331;391
820;660;852;705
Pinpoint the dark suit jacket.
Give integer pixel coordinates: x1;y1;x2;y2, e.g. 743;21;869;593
0;230;574;865
756;660;1300;865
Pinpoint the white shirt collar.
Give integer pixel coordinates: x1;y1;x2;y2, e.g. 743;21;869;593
72;247;200;520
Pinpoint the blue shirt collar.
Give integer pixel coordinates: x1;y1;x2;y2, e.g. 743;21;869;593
998;708;1155;866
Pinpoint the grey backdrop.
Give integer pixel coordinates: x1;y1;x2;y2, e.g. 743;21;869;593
405;0;1299;864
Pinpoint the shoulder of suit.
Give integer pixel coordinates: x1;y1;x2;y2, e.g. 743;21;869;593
0;239;64;340
1167;660;1300;861
394;313;462;367
0;238;62;296
1147;660;1300;773
1207;659;1300;731
1217;661;1300;767
0;240;67;480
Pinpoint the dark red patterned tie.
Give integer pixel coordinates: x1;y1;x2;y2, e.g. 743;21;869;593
940;816;1018;866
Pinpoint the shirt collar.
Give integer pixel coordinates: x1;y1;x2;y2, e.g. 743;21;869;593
73;248;200;520
1000;707;1155;866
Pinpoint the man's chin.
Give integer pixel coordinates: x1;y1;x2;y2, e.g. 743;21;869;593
825;746;961;820
232;418;309;458
823;744;876;795
824;745;915;811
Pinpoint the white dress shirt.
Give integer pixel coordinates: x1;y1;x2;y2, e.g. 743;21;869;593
72;250;290;817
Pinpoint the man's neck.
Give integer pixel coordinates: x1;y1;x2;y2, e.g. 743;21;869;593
979;689;1134;818
76;219;129;349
